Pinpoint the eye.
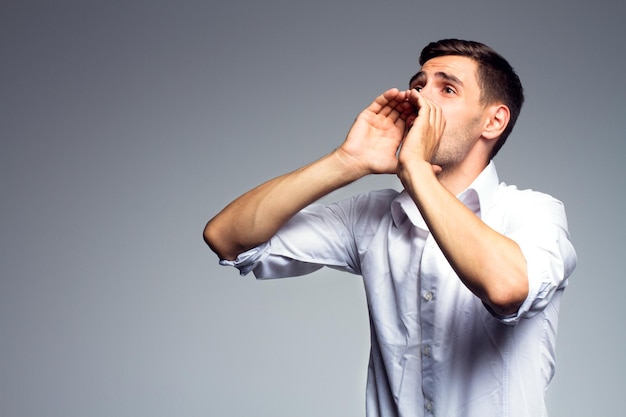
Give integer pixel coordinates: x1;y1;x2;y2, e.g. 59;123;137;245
413;86;423;92
443;86;456;95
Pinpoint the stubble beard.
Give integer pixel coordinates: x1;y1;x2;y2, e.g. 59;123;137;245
431;116;482;169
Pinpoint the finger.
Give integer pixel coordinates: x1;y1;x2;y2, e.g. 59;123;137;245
412;91;441;127
429;99;439;126
379;91;408;119
406;88;418;108
370;88;400;113
431;100;445;133
434;108;443;130
364;91;390;117
391;97;414;121
412;91;432;123
382;88;406;103
381;95;414;123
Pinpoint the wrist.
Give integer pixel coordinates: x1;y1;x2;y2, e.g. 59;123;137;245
398;159;436;183
330;147;371;181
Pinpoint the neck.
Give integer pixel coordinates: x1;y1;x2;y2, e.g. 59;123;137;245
437;158;489;196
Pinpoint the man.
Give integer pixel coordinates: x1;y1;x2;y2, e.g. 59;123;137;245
204;39;577;416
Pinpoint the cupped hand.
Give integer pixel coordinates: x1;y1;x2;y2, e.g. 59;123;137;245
398;89;445;173
335;88;415;176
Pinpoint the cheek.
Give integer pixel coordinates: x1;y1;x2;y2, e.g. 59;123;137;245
439;102;462;120
441;105;478;129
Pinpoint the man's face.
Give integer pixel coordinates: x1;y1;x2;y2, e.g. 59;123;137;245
409;55;486;168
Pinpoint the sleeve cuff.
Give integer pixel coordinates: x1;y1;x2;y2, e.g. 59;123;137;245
219;242;270;276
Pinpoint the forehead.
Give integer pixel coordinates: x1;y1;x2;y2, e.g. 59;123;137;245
410;55;479;87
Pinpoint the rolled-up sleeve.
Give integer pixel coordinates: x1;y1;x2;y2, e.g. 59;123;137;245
219;199;362;279
493;192;578;324
219;242;271;276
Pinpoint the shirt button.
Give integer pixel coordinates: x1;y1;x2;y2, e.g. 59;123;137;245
425;400;433;412
423;291;433;301
423;345;431;357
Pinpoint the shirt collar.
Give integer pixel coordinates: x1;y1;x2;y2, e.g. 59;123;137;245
390;160;500;229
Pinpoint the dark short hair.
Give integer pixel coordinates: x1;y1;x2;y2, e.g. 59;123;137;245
418;39;524;159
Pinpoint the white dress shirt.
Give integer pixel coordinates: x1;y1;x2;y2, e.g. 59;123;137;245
221;161;577;417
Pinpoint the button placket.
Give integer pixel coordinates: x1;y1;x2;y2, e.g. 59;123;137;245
419;233;438;416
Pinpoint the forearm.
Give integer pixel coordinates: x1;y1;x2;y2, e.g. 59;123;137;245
205;88;412;261
204;151;364;261
400;162;528;315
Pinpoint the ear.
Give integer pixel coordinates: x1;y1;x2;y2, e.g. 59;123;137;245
481;104;510;141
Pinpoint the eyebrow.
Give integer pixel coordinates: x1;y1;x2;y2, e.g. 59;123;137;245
409;71;464;88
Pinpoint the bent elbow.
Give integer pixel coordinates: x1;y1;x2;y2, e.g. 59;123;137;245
202;220;218;252
203;219;235;261
486;276;529;317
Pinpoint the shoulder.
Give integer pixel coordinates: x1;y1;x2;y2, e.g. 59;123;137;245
494;183;564;207
348;188;400;216
495;182;561;204
302;188;399;223
357;188;400;203
317;189;399;230
489;183;569;229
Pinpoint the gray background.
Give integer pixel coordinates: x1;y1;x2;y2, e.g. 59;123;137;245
1;0;623;416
